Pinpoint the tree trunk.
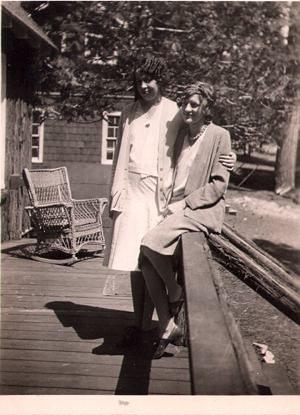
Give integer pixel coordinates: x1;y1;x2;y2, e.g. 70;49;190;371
274;104;299;194
274;1;300;195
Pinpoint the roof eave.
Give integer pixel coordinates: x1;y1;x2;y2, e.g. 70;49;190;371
2;3;58;52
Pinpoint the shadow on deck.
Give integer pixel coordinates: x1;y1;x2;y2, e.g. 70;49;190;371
0;239;190;395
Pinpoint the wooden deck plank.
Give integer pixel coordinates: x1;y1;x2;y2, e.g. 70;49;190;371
2;360;190;382
1;348;189;369
0;386;114;395
1;297;135;309
2;267;127;278
1;238;191;395
1;310;132;320
1;377;190;396
1;288;123;298
1;372;122;392
1;331;128;344
1;314;134;326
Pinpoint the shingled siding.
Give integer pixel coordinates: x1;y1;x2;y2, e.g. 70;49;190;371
42;121;103;164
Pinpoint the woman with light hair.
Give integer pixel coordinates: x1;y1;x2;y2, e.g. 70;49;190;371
139;81;232;358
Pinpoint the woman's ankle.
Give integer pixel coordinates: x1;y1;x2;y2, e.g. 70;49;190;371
161;319;176;339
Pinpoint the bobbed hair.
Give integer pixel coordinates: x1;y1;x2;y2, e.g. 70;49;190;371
133;54;168;100
177;82;217;121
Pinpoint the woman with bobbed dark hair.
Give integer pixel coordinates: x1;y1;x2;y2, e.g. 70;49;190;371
132;55;169;100
139;81;232;358
103;56;235;350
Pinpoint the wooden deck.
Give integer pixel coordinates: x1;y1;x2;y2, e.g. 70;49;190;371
1;239;190;395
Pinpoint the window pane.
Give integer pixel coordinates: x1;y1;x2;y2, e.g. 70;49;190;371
107;139;115;148
32;125;39;135
108;116;119;126
32;148;38;158
32;137;39;146
107;150;114;160
107;127;114;137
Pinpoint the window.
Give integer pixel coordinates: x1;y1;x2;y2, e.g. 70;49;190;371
101;112;120;165
31;111;44;163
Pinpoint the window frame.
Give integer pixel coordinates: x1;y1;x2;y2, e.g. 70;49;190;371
31;111;44;163
101;111;120;165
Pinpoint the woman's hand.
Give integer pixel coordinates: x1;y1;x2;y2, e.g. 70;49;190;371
219;152;237;171
163;199;186;218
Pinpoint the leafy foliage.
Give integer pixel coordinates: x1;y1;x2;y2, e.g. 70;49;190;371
22;1;299;151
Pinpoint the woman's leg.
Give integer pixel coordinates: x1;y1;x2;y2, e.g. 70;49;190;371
141;247;182;303
130;271;154;330
141;257;171;335
141;284;155;331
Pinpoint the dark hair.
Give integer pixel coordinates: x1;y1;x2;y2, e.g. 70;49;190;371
177;82;217;121
133;55;168;100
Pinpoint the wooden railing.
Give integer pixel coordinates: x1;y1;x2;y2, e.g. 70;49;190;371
180;231;296;395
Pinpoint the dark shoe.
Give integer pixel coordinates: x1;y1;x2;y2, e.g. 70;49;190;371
116;326;142;349
152;323;182;359
139;329;157;355
168;289;185;318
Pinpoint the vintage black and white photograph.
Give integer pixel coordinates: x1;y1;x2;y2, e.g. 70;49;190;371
0;1;299;413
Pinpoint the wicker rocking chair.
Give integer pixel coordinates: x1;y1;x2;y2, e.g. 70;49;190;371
23;167;107;265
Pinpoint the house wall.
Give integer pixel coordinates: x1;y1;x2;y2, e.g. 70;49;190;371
1;31;34;241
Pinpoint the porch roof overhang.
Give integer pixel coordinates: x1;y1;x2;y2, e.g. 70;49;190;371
2;1;58;52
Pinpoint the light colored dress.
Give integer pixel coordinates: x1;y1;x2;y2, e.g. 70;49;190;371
105;100;165;271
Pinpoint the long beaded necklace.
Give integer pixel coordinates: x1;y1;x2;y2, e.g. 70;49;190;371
187;123;209;145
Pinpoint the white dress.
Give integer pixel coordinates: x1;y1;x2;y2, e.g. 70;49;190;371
105;100;164;271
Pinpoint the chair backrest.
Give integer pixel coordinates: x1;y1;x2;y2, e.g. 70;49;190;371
23;167;72;206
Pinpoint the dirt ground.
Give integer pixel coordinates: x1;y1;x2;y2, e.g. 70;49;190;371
219;159;300;393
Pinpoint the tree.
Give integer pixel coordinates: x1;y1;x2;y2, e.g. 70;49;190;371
22;1;299;191
274;1;300;195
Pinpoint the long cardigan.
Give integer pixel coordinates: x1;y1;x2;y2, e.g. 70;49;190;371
108;97;183;215
172;122;231;233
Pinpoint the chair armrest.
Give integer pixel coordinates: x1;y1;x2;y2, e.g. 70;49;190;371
32;202;73;209
72;197;107;208
72;198;107;220
25;203;73;230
